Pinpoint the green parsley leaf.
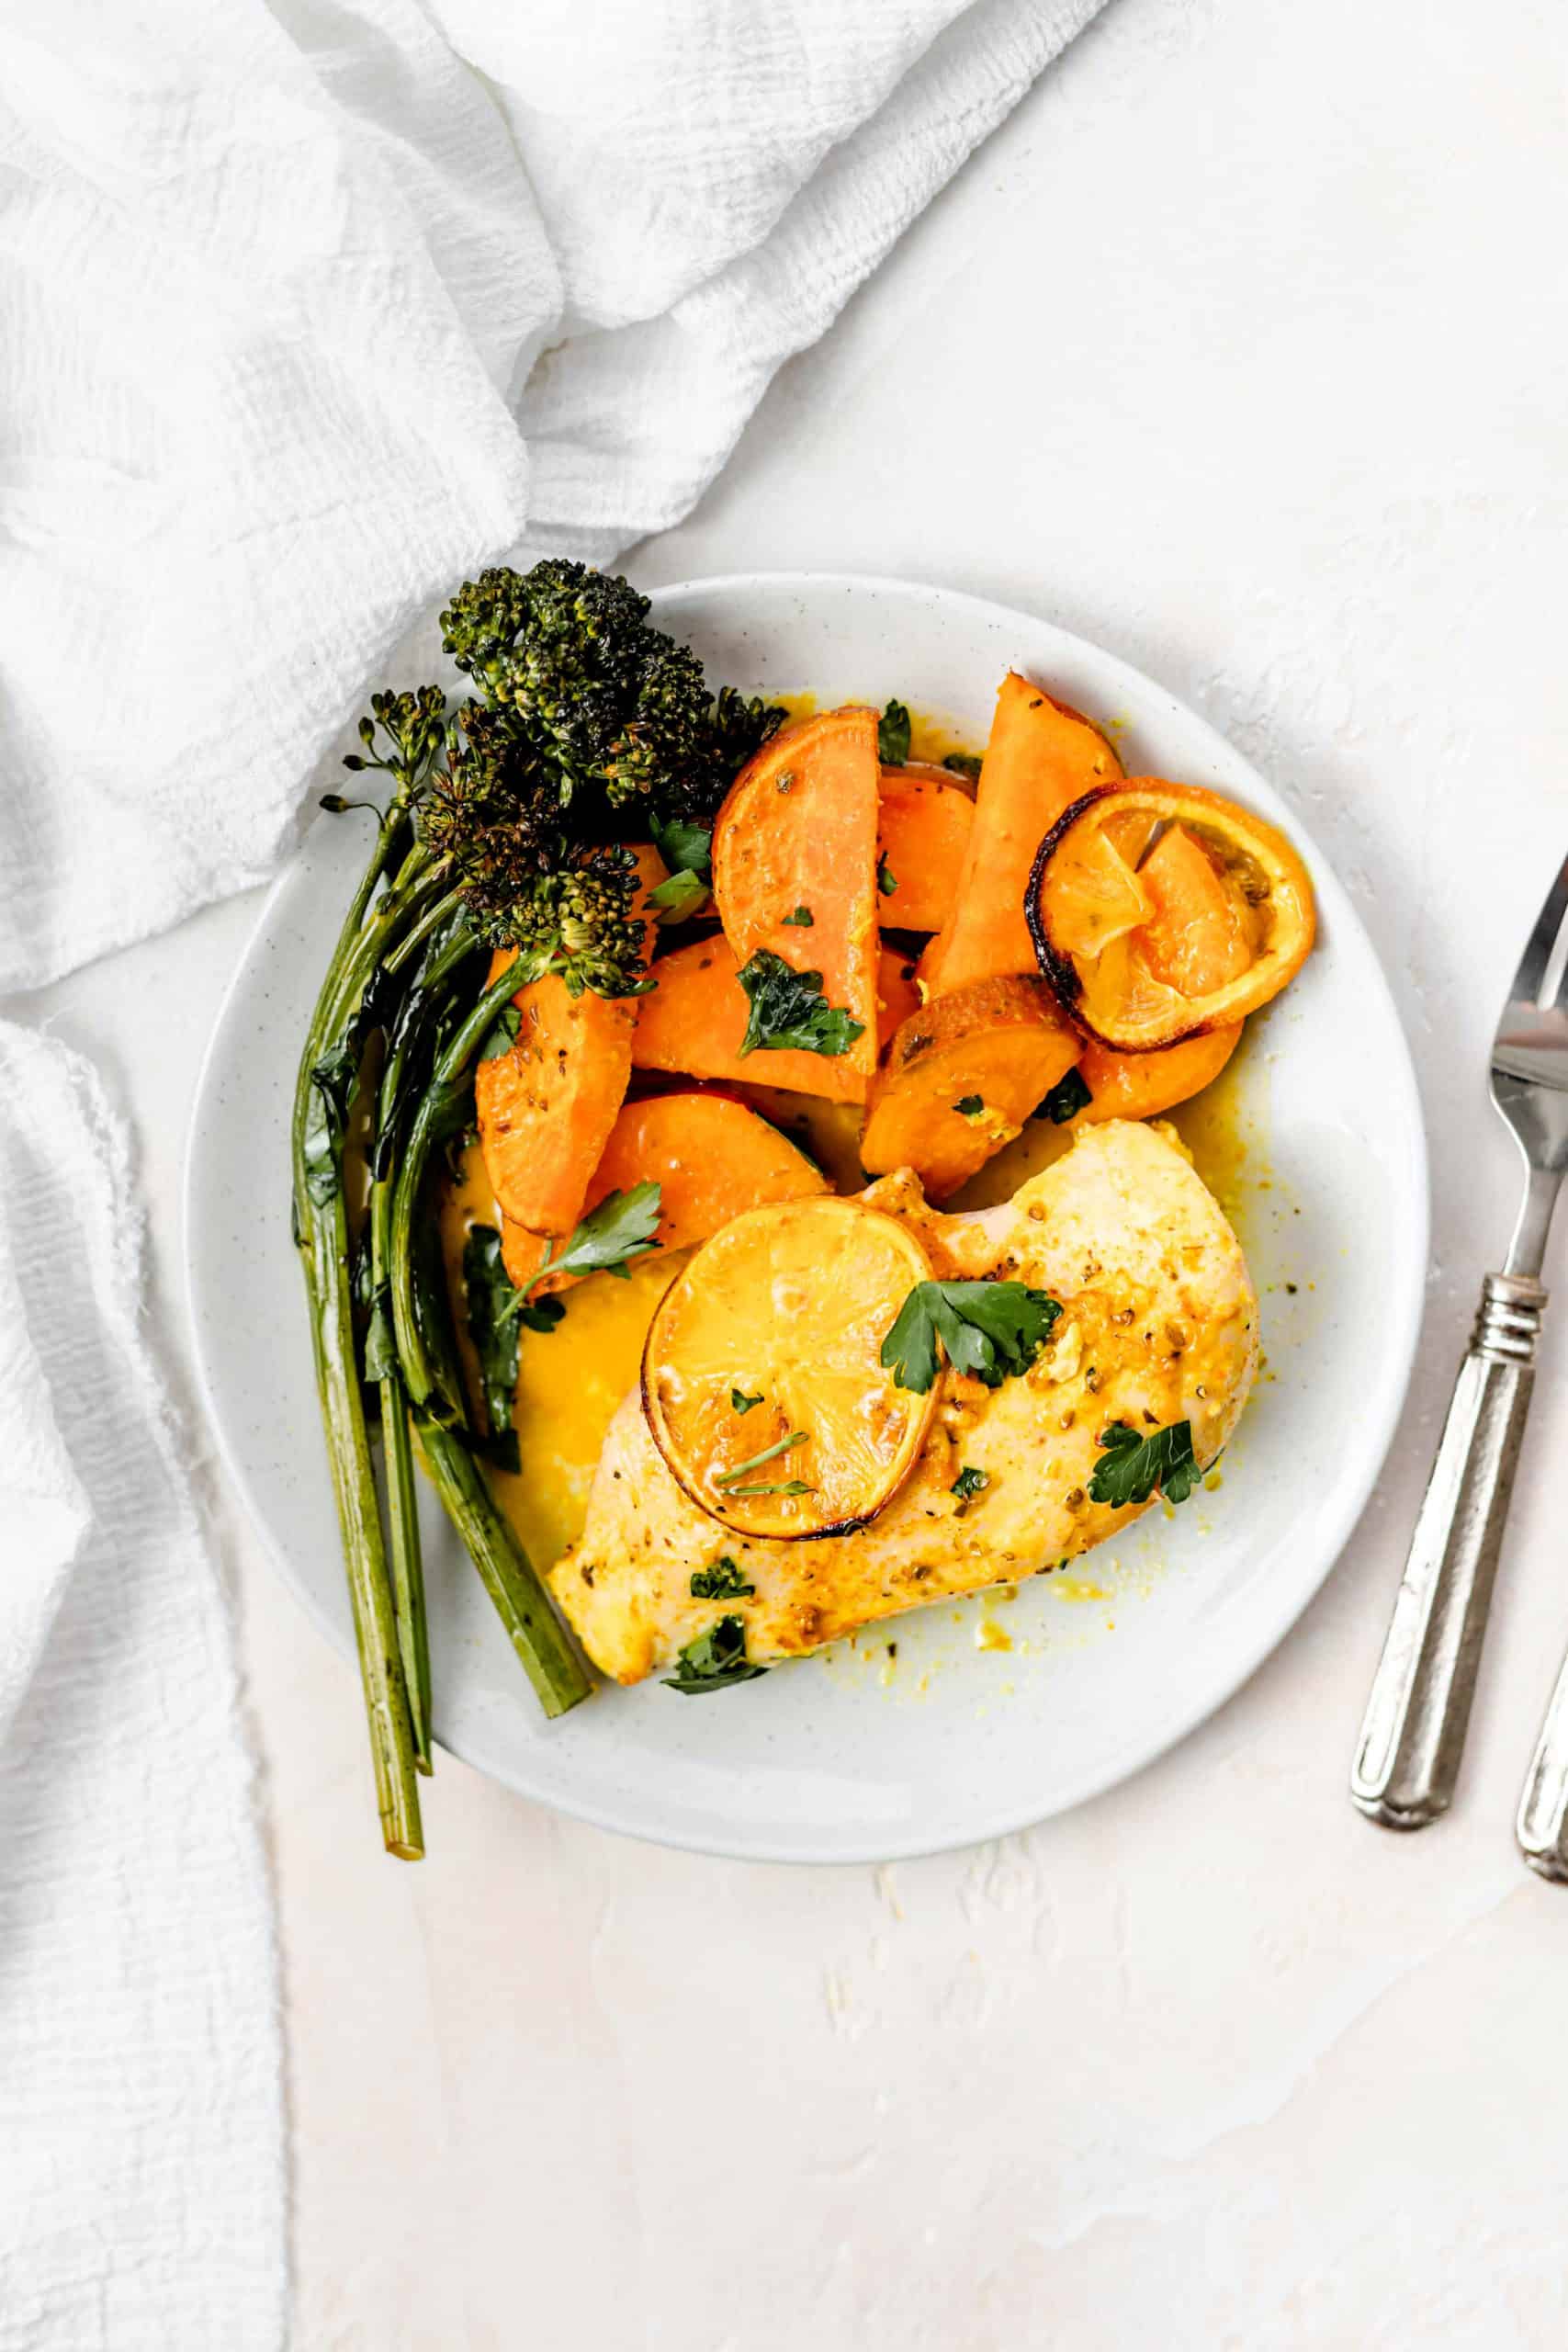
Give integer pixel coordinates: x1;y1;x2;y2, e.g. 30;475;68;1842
1089;1419;1202;1509
877;699;913;764
461;1226;524;1471
954;1094;985;1117
880;1280;1063;1395
731;1388;763;1413
736;949;866;1059
691;1556;756;1600
648;868;710;922
476;1001;522;1064
507;1184;661;1315
942;752;983;782
781;904;814;927
649;815;713;878
1039;1066;1092;1125
951;1465;989;1503
723;1479;816;1498
662;1614;769;1694
877;854;898;899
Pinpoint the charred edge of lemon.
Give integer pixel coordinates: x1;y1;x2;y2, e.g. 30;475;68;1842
1024;785;1113;1028
1024;786;1289;1055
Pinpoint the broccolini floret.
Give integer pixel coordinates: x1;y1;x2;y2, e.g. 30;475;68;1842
345;560;784;1000
438;558;784;829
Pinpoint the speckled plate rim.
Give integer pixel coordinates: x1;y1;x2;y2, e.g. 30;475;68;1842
183;571;1429;1863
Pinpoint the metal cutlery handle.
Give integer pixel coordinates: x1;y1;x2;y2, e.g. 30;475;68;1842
1517;1662;1568;1879
1351;1272;1546;1828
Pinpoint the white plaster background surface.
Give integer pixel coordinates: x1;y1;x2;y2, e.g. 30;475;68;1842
8;0;1568;2343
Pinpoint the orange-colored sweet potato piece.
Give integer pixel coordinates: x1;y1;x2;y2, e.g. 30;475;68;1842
712;707;880;1079
632;935;868;1105
861;974;1080;1202
475;843;665;1239
920;673;1122;997
1075;1028;1242;1124
582;1093;828;1251
876;768;975;933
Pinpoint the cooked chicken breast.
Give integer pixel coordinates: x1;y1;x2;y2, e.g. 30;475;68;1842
552;1119;1258;1683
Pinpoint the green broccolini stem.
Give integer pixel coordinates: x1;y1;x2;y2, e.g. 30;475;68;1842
303;1184;424;1852
389;958;534;1415
380;1383;432;1774
400;1185;592;1718
414;1419;591;1719
291;792;428;1856
366;910;479;1772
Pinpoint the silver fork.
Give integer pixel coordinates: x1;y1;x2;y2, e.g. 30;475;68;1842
1351;851;1568;1832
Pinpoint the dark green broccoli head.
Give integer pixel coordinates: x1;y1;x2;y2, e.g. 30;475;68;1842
352;561;785;1000
419;703;649;995
438;560;782;826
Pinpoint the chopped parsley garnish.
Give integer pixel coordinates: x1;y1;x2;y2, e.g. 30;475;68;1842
476;1002;522;1063
775;770;796;794
954;1094;985;1117
736;949;865;1059
951;1465;989;1503
649;814;713;877
942;752;982;782
691;1556;755;1600
715;1430;806;1487
781;904;814;927
495;1183;661;1329
647;867;710;922
877;699;912;764
1089;1419;1202;1509
460;1226;525;1470
1039;1066;1092;1125
880;1281;1062;1395
731;1387;763;1414
662;1615;769;1694
876;854;897;898
724;1479;816;1498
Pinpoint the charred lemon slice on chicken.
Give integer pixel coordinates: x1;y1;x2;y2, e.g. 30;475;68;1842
642;1195;939;1542
1028;781;1315;1050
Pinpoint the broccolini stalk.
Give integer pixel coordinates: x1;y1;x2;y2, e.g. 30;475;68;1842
387;956;534;1418
364;914;485;1771
290;697;445;1856
292;818;427;1858
403;1213;591;1719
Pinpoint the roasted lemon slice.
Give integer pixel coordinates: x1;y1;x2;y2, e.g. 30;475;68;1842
1028;780;1315;1050
642;1196;939;1541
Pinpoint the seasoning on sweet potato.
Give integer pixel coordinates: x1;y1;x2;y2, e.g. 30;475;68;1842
711;707;880;1079
632;935;869;1105
876;768;975;933
861;974;1080;1202
919;673;1122;998
476;843;666;1240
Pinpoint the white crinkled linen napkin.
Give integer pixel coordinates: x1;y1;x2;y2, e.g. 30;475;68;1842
0;0;1106;2337
0;1022;285;2351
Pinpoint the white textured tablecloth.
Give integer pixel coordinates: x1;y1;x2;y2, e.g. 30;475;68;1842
8;1;1561;2343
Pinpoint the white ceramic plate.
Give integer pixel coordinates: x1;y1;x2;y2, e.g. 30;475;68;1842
185;573;1427;1863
